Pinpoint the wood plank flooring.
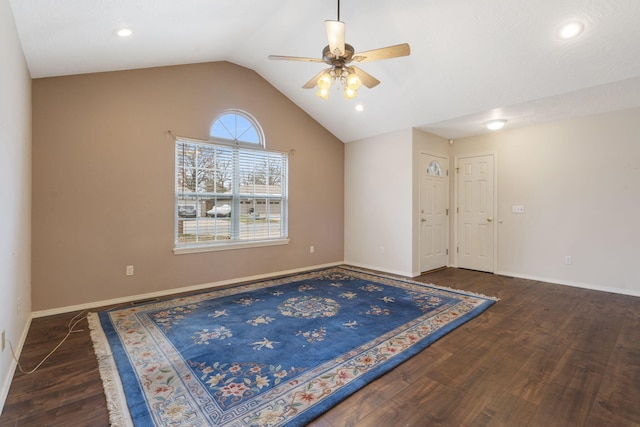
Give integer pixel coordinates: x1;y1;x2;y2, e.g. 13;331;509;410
1;268;639;426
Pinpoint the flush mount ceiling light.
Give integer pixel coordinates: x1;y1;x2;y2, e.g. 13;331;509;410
559;22;584;39
268;0;410;100
485;119;507;131
116;27;133;37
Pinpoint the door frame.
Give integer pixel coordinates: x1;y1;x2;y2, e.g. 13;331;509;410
418;152;450;273
453;152;498;273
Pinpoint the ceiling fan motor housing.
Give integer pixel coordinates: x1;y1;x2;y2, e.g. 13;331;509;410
322;44;355;64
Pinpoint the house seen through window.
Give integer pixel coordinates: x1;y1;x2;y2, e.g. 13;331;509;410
175;111;288;251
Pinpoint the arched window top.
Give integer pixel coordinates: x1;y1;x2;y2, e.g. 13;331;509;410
426;160;442;176
210;110;264;148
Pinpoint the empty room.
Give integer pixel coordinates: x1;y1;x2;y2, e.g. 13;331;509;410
1;0;639;426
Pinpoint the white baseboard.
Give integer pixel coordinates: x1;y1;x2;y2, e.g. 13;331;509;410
32;262;344;318
497;270;640;298
343;261;413;279
0;315;32;417
34;263;634;319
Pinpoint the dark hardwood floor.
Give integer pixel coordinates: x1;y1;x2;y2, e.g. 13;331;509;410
1;268;639;426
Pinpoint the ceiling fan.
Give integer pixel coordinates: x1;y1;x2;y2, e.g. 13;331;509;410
268;0;410;100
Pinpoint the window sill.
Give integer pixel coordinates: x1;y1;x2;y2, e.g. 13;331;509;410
173;238;289;255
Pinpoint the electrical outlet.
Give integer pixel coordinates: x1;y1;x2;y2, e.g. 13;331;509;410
1;330;5;352
16;297;21;315
309;245;315;254
126;265;134;276
565;256;572;265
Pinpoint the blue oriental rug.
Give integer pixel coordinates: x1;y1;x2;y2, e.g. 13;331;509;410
89;266;497;426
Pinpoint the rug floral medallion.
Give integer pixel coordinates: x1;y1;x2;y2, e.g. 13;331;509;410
89;266;497;427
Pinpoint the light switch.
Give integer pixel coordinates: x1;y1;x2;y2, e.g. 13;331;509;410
512;205;525;214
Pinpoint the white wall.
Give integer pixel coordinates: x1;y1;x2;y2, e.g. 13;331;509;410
0;0;32;414
452;108;640;296
345;128;414;276
347;110;640;297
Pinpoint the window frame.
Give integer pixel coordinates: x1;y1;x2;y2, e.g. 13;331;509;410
210;109;265;149
173;112;289;255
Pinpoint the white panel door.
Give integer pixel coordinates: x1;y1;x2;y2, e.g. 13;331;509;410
420;154;448;272
457;154;495;272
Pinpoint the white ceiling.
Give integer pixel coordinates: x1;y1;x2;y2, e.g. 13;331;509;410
8;0;640;142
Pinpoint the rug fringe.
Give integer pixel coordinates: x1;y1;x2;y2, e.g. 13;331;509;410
87;312;134;427
337;265;500;301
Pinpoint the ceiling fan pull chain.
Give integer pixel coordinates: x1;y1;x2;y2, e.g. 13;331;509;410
337;0;340;21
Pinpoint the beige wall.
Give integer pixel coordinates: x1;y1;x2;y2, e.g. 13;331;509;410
0;0;32;411
32;62;344;311
452;108;640;296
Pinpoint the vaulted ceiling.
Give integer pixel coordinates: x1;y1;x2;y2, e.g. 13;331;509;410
9;0;640;142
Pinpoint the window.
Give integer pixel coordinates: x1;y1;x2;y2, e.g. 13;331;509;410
175;111;288;253
210;110;263;147
426;160;442;176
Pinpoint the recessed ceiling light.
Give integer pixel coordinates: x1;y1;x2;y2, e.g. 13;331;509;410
116;28;133;37
485;119;507;131
355;104;364;112
559;22;584;39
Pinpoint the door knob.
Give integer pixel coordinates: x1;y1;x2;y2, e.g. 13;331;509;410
487;217;493;222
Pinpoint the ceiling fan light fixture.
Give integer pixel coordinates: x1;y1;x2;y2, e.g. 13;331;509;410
269;0;410;101
344;87;358;100
346;72;362;90
316;87;330;100
317;73;332;90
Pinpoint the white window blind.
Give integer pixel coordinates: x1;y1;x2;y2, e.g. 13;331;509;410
175;139;288;249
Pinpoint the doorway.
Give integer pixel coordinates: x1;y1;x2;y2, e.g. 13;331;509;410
419;153;449;272
455;153;496;273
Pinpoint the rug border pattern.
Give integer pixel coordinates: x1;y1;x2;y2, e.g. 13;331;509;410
89;266;498;426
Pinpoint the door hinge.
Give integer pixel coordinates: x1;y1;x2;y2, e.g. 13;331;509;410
457;246;459;253
446;248;449;255
457;207;459;214
456;167;460;174
446;170;449;176
446;208;449;215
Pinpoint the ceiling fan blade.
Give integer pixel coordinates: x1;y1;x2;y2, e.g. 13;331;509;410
302;68;331;89
325;20;345;57
268;55;325;63
351;43;411;63
350;66;380;88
